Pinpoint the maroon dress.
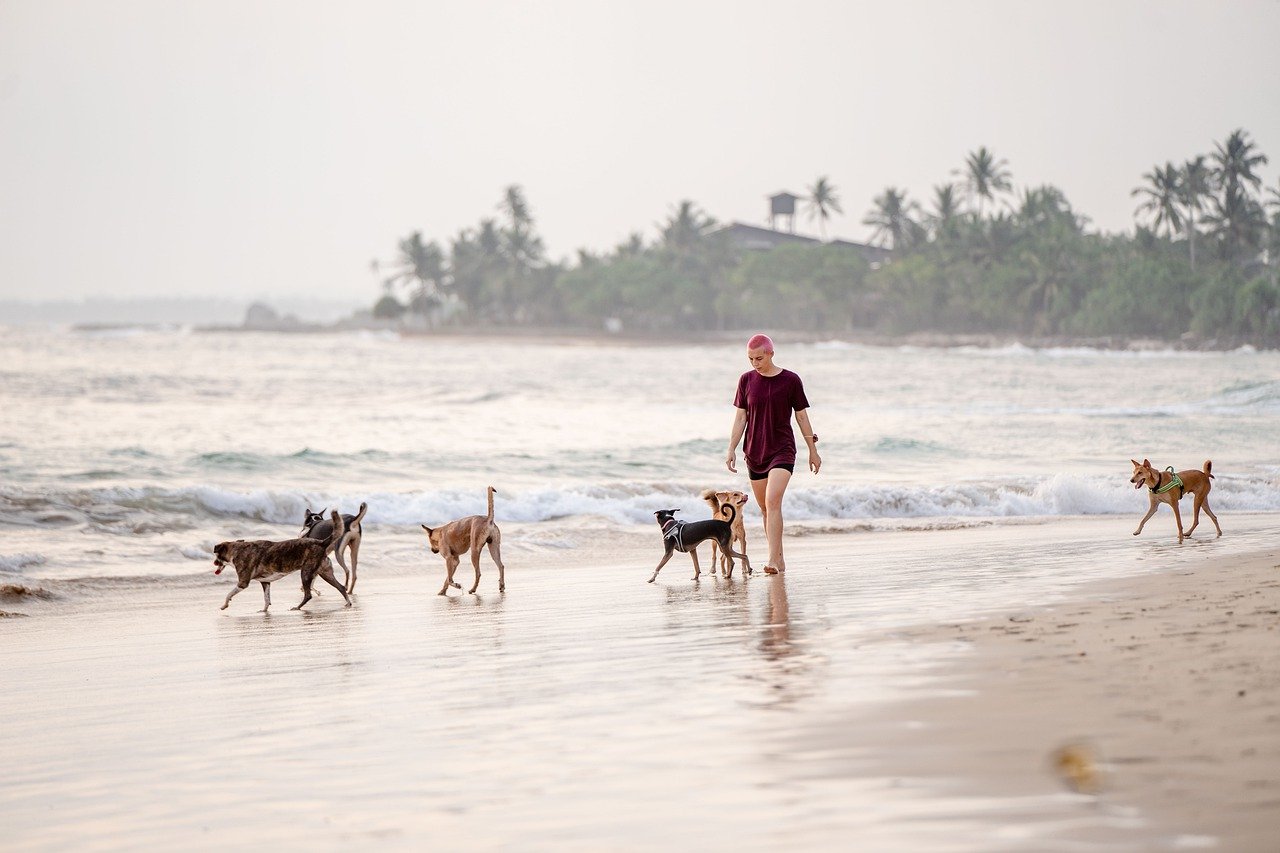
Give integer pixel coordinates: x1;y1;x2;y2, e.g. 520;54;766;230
733;368;810;474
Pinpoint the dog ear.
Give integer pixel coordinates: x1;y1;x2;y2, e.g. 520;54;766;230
421;524;432;533
1130;459;1139;467
1142;458;1150;467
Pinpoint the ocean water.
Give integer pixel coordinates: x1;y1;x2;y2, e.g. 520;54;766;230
1;326;1277;583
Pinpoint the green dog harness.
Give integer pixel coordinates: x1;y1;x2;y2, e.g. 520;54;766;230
1151;466;1184;496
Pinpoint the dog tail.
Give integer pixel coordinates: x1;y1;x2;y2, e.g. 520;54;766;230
323;509;347;554
700;487;717;503
486;486;496;524
721;503;737;526
1203;460;1214;479
333;502;367;556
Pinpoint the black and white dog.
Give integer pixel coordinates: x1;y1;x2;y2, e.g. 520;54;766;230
648;506;751;583
300;502;367;592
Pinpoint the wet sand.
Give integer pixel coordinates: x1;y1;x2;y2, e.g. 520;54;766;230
2;516;1278;850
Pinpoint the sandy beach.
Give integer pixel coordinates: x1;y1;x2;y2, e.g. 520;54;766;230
816;535;1280;851
3;515;1278;851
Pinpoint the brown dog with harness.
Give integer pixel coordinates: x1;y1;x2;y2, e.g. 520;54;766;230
1129;458;1222;544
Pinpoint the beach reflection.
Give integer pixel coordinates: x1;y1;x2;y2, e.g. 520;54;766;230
752;574;818;711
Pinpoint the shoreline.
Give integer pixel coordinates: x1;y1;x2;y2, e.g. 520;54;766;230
840;546;1280;850
56;320;1276;353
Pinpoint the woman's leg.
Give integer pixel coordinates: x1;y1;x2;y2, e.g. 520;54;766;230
751;467;792;572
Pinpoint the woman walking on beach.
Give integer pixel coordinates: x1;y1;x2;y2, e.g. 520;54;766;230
725;334;821;575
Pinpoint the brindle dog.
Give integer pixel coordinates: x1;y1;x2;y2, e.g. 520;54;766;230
214;510;352;612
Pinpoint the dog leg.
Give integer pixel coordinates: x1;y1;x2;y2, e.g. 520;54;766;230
1171;500;1185;544
347;538;360;594
689;547;703;581
293;571;315;610
333;544;352;590
731;546;752;577
261;581;273;613
1185;495;1203;537
487;537;506;592
221;583;247;610
1133;495;1160;536
468;541;483;595
315;562;353;607
649;549;675;583
1201;499;1222;537
439;555;462;596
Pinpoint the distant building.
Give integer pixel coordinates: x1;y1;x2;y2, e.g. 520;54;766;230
709;191;893;267
712;221;892;267
768;191;801;233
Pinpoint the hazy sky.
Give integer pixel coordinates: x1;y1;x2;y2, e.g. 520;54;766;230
2;0;1279;303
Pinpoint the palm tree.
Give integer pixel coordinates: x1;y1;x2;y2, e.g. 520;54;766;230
384;231;447;315
1131;163;1184;238
660;200;716;255
492;185;545;322
805;176;843;240
1018;185;1078;230
1204;184;1267;261
926;183;962;240
1179;156;1213;269
500;184;533;232
863;188;921;251
614;232;645;258
960;147;1012;217
1212;128;1269;197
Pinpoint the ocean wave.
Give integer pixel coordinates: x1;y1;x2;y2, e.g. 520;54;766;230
0;582;56;600
0;553;47;573
4;473;1278;533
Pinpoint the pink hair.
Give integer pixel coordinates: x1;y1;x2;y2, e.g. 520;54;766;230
746;333;774;353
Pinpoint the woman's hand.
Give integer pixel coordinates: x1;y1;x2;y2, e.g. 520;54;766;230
809;448;822;474
725;450;738;473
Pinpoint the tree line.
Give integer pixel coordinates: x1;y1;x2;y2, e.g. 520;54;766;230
372;128;1280;344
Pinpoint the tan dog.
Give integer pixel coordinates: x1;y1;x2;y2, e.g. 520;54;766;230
421;486;506;595
700;488;749;577
213;510;352;612
1129;458;1222;544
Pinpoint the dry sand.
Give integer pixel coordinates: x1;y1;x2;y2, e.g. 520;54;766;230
828;546;1280;851
2;519;1278;850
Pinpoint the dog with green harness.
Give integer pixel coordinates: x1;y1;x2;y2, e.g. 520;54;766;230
1129;458;1222;544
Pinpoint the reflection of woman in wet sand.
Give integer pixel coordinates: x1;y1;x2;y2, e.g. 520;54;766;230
760;576;792;660
725;334;821;575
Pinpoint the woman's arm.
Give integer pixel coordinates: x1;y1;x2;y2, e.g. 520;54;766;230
795;409;821;474
725;408;747;473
